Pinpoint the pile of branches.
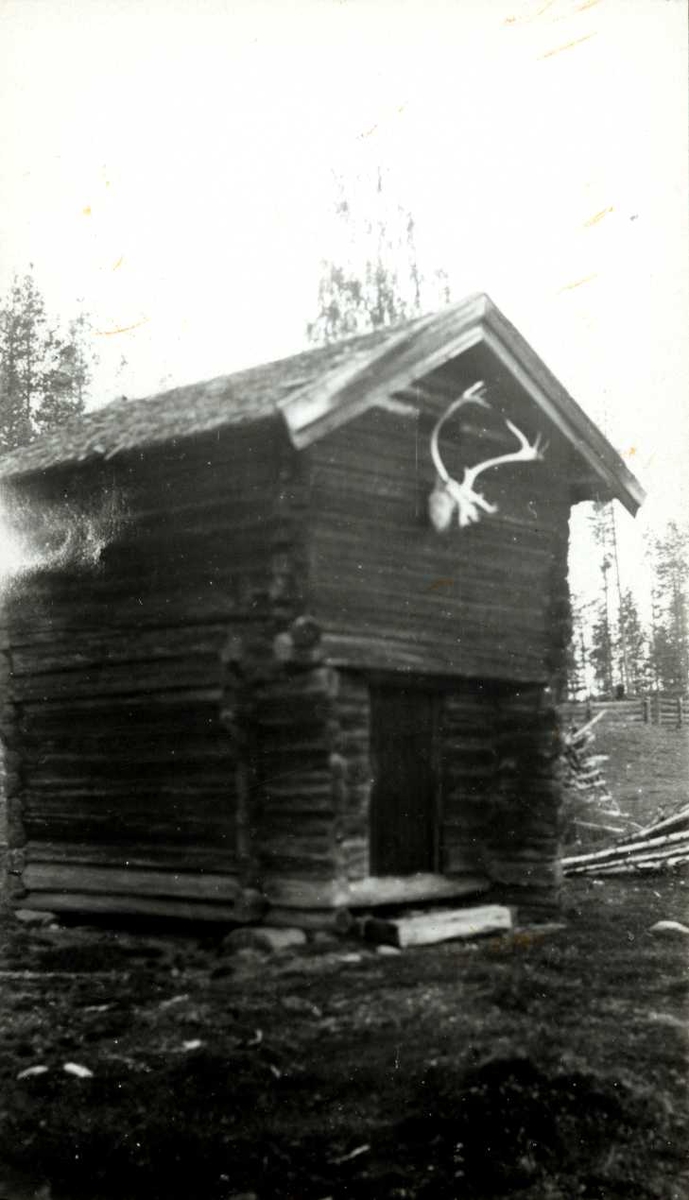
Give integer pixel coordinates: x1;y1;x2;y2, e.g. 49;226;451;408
562;802;689;877
561;713;634;845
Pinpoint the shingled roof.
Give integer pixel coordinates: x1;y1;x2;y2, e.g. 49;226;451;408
0;293;645;514
0;317;402;480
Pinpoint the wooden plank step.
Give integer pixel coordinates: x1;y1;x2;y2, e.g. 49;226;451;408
362;903;513;948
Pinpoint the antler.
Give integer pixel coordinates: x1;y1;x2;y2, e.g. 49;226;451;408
429;380;489;486
428;390;547;531
428;382;491;532
462;418;547;494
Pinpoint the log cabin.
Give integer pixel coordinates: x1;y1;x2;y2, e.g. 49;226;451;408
0;294;644;925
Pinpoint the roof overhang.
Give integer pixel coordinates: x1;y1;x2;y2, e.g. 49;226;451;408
278;294;645;517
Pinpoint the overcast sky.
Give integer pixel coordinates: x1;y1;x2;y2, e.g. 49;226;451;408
1;0;687;595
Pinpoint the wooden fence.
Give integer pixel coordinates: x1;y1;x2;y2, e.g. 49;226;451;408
561;695;685;731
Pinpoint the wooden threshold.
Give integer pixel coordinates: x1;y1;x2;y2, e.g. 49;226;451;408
346;872;490;908
262;872;490;910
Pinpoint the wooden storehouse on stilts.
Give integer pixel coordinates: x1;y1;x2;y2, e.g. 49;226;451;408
0;295;644;925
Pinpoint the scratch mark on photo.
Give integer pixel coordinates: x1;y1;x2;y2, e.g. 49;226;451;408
540;31;597;59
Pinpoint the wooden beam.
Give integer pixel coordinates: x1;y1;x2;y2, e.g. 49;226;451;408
362;903;513;948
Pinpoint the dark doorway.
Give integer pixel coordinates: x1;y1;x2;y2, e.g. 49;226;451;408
369;683;441;875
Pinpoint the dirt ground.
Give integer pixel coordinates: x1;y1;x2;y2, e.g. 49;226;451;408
0;871;687;1200
581;723;689;827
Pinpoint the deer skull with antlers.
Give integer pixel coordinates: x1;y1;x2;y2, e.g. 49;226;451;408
428;381;547;532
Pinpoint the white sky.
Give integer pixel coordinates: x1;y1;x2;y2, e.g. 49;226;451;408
1;0;688;601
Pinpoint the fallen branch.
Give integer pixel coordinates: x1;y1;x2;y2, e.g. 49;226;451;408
574;821;629;836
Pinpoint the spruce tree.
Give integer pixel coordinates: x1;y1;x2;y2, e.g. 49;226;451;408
0;271;92;453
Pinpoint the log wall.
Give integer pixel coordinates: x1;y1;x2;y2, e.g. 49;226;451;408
334;671;372;883
248;647;373;913
486;686;564;915
439;684;497;876
0;418;312;917
307;372;573;682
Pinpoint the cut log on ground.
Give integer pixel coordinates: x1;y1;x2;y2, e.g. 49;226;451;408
563;829;689;872
633;805;689;842
361;904;513;949
562;793;689;877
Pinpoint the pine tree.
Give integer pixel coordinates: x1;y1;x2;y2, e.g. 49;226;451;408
647;522;689;693
566;596;594;700
0;271;93;453
307;169;451;345
589;596;615;697
617;589;649;695
588;499;636;694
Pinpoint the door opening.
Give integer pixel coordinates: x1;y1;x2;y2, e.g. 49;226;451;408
369;683;441;875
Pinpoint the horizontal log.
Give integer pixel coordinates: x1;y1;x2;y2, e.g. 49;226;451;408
259;844;338;869
260;816;334;840
21;686;225;716
577;854;689;876
313;581;552;640
23;826;237;854
23;779;237;803
561;828;689;869
22;807;237;833
566;840;689;875
22;779;238;802
9;622;233;677
12;657;223;703
320;634;547;683
18;891;254;923
21;742;234;768
24;840;240;872
22;862;243;902
312;538;557;594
